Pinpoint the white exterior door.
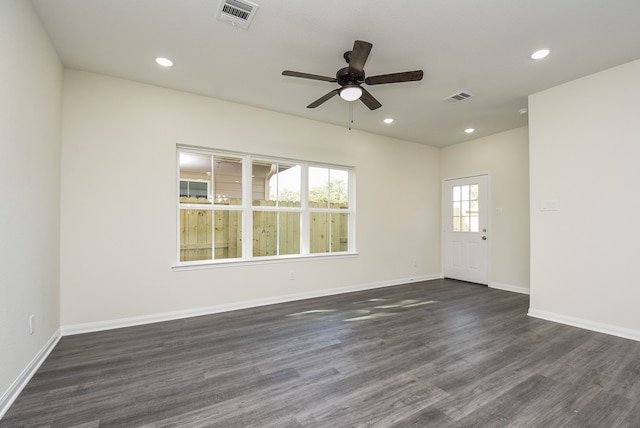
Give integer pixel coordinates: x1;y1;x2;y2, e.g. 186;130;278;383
443;175;489;285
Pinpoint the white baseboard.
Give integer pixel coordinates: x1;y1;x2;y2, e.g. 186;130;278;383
528;309;640;342
0;329;61;420
489;282;530;295
62;274;441;336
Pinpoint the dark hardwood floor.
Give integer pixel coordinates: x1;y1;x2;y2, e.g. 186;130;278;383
3;279;640;427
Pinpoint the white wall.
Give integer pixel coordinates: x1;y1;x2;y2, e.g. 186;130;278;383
60;70;441;327
0;0;62;409
440;127;530;292
529;59;640;337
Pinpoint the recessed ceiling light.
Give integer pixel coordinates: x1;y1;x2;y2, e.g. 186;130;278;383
155;57;174;67
383;118;394;124
530;49;550;60
464;128;475;134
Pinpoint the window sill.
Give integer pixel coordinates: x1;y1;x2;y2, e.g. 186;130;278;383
172;252;359;271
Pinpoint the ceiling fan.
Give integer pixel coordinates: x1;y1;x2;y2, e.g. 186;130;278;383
282;40;423;111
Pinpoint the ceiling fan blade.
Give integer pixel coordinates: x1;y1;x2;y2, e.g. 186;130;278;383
307;89;341;108
282;70;337;83
348;40;373;75
359;87;382;110
365;70;424;85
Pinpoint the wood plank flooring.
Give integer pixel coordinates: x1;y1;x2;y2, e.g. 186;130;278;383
3;279;640;427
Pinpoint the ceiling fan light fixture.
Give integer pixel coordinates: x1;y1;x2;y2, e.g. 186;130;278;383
340;86;363;102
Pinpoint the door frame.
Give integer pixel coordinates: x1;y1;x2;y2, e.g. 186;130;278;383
441;173;491;285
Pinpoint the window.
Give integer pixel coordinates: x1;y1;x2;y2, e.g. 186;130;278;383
252;160;302;257
452;184;479;232
177;147;355;265
308;166;350;253
178;152;243;262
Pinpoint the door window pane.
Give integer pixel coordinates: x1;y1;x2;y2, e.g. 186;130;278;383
453;216;461;232
470;215;479;233
453;186;461;202
461;185;470;201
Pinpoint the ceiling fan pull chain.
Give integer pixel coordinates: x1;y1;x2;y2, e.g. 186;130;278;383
349;102;353;130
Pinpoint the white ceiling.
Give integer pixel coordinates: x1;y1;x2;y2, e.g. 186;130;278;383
31;0;640;147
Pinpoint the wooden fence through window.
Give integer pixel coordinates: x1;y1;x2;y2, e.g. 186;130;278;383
179;198;348;261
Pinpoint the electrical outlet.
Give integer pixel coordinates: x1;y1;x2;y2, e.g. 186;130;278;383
29;314;35;335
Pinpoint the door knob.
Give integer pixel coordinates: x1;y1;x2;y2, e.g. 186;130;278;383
482;236;487;240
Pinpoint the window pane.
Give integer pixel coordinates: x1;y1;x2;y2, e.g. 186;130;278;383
277;164;301;207
279;212;300;255
214;210;242;259
329;169;349;208
453;201;461;216
461;185;470;201
179;209;242;261
179;152;212;204
310;211;330;253
461;216;470;232
461;201;470;216
470;215;479;233
453;186;461;202
309;166;330;207
253;211;277;257
253;211;300;256
331;213;349;252
180;209;212;262
213;156;242;205
252;160;273;205
470;184;479;201
453;216;461;232
252;162;301;207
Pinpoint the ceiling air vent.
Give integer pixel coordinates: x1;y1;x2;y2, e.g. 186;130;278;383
443;91;474;104
216;0;259;29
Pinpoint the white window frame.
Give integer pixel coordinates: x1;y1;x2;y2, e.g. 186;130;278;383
175;146;356;269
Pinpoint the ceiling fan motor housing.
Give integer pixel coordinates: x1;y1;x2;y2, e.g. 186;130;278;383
337;67;364;87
